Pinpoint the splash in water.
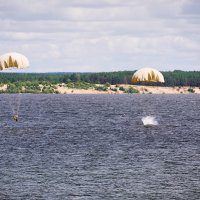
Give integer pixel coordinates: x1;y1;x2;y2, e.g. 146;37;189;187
142;116;158;127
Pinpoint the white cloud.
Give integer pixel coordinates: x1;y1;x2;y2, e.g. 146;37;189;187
0;0;199;71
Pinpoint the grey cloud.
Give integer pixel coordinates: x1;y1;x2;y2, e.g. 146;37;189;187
0;0;150;21
0;0;197;22
182;0;200;15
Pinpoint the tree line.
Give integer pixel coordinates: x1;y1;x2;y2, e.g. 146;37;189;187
0;70;200;86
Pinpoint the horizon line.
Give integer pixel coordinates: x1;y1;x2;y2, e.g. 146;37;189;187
0;70;200;74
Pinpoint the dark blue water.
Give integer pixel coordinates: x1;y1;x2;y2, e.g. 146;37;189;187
0;94;199;200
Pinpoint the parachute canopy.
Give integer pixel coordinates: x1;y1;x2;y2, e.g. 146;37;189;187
131;68;165;83
0;52;30;70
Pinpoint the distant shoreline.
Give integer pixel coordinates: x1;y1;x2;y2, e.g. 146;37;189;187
1;84;199;94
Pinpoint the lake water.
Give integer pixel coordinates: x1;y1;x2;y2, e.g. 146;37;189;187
0;94;199;200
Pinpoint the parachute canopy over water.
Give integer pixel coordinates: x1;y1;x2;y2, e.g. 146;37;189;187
0;52;30;71
131;68;165;83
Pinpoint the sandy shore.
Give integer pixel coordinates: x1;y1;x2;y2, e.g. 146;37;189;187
56;84;200;94
0;84;199;94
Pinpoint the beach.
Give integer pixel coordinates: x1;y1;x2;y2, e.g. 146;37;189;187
56;84;200;94
1;84;200;94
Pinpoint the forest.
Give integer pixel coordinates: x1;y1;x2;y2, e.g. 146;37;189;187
0;70;200;87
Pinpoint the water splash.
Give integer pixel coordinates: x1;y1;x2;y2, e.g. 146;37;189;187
142;116;158;127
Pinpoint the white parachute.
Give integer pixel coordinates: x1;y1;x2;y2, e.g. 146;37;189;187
131;68;165;83
0;52;30;70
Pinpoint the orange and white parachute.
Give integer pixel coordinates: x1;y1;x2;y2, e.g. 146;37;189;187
0;52;30;70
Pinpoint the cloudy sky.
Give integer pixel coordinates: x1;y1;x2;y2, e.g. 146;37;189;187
0;0;199;72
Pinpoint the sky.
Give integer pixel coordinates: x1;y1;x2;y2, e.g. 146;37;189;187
0;0;200;72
